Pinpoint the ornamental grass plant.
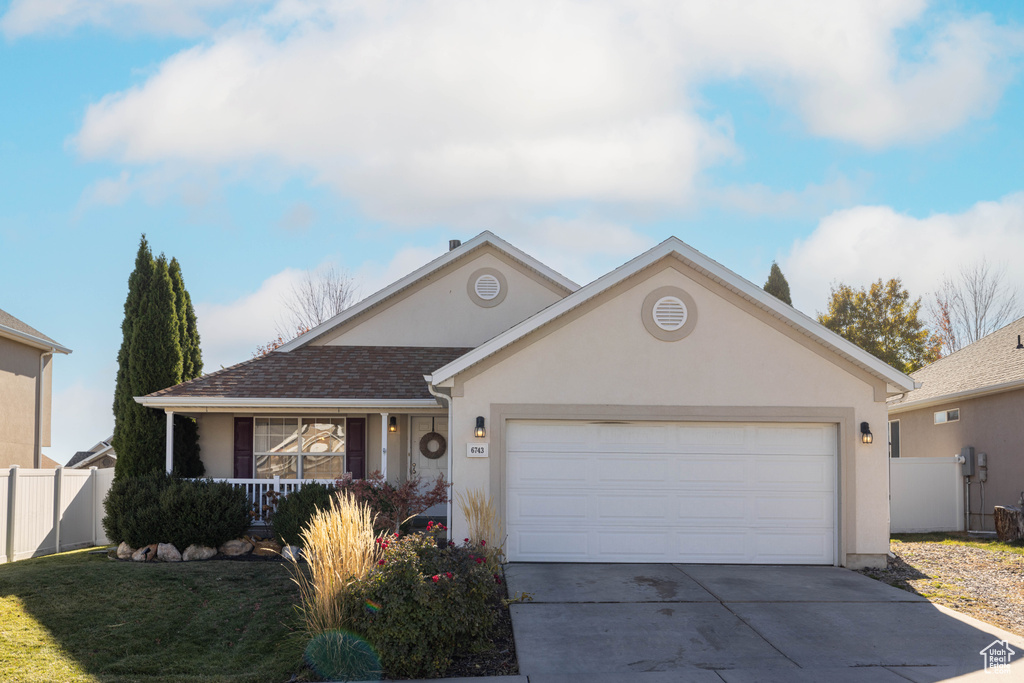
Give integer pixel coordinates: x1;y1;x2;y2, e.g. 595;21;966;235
456;488;505;565
289;491;381;636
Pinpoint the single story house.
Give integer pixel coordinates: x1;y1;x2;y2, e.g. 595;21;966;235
888;316;1024;532
0;307;71;469
67;436;117;469
138;232;915;568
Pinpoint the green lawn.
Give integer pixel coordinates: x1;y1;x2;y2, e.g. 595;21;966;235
892;532;1024;556
0;548;311;683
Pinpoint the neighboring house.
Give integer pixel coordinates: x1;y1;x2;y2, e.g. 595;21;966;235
67;436;117;469
138;232;915;568
888;317;1024;532
0;307;72;469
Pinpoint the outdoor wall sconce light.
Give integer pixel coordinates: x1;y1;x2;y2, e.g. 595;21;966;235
860;422;873;444
1017;334;1023;350
475;416;486;438
388;416;398;433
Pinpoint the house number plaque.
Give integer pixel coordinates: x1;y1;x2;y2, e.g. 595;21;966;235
467;443;489;458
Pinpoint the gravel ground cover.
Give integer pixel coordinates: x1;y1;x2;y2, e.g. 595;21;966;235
860;538;1024;637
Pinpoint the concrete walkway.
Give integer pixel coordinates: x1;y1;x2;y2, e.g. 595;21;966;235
500;563;1024;682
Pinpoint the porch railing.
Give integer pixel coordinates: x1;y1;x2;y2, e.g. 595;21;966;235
213;477;337;525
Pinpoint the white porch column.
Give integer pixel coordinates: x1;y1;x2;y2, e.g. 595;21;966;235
165;410;174;474
380;412;389;481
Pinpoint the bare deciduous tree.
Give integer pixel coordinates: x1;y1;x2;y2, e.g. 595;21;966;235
929;259;1021;356
254;266;358;357
278;265;358;336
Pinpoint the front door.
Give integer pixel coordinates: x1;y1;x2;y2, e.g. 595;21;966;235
411;415;448;517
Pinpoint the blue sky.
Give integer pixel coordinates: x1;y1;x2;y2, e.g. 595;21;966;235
1;0;1023;464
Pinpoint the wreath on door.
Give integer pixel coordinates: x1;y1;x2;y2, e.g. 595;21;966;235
419;432;447;460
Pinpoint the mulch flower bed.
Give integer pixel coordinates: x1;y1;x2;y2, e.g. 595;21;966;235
859;540;1024;637
441;585;519;679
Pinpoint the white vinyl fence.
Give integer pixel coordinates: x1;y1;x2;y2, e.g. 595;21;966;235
1;466;114;564
890;457;965;533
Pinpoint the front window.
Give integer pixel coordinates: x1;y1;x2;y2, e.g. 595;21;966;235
933;408;959;425
254;417;345;479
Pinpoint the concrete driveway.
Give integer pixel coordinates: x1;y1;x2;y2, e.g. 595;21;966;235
504;563;1024;682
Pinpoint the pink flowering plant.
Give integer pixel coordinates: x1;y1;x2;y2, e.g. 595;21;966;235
338;529;502;678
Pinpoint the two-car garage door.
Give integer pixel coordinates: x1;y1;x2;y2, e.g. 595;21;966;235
505;420;837;564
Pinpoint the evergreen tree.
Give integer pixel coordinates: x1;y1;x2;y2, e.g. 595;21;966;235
113;237;205;478
169;257;205;477
763;261;792;305
112;237;156;479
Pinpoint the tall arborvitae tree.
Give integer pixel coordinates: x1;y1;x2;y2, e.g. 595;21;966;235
112;237;156;479
763;261;793;305
113;237;205;478
169;257;204;476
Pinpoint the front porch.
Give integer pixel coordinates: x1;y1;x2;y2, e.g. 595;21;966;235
212;476;337;525
160;408;453;525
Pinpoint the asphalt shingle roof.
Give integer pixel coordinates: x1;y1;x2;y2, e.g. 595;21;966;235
0;306;60;345
146;346;474;401
67;451;95;467
889;315;1024;407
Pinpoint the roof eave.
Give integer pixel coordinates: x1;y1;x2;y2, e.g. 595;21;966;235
430;237;917;392
0;325;72;354
134;396;442;410
888;378;1024;414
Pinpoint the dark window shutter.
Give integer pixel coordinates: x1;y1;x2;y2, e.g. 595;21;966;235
347;418;366;480
233;417;254;478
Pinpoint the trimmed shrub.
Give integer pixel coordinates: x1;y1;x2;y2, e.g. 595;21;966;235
102;470;171;548
272;483;336;546
159;478;250;549
103;472;249;549
339;532;499;678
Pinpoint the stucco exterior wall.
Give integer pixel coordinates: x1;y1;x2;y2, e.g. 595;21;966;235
317;247;566;348
892;388;1024;530
197;413;235;479
446;261;890;567
0;336;47;468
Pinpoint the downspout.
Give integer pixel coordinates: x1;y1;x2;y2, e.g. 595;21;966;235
34;349;54;469
425;377;453;544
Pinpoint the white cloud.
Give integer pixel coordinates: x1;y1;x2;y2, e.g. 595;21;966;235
0;0;262;38
277;202;316;233
68;1;1021;221
707;175;865;218
353;244;449;302
194;268;305;368
783;193;1024;315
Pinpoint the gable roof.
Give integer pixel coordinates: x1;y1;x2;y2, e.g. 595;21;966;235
68;436;115;468
277;231;578;351
428;236;918;393
137;346;472;409
888;315;1024;412
0;307;71;354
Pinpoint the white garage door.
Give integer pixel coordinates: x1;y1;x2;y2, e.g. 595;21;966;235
506;420;836;564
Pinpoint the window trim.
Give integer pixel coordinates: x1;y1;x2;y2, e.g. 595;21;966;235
933;408;960;425
253;416;347;479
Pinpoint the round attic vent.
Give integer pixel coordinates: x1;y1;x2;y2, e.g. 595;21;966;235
653;296;687;331
474;274;501;300
467;267;508;308
642;286;697;342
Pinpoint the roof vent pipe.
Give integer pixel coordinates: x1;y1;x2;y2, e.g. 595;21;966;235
449;240;462;251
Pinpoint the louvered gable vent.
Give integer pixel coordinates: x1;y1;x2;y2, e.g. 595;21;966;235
474;274;501;300
653;296;687;331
